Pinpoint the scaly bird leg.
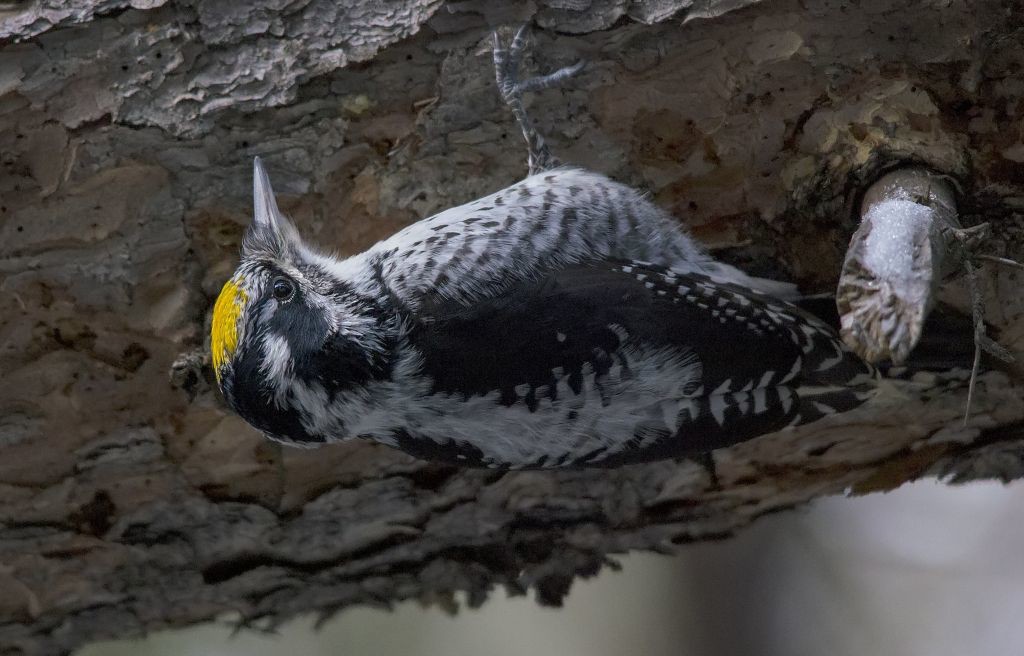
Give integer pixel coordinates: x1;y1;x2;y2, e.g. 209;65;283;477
492;25;585;176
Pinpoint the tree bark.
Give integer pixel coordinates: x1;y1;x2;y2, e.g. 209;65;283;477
2;1;1024;654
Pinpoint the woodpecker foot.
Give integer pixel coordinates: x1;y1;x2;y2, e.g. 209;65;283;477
493;25;585;106
492;24;585;175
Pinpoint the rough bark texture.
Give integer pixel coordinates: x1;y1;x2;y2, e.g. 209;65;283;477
2;0;1024;654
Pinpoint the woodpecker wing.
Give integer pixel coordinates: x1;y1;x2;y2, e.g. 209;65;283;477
403;259;870;467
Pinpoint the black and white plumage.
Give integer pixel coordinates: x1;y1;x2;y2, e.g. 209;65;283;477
370;165;800;311
210;159;873;469
210;26;871;468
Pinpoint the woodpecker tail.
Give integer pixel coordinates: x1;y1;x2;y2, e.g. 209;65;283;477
769;294;877;426
791;384;874;426
703;260;802;300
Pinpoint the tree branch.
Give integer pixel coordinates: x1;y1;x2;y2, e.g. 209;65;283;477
2;1;1024;654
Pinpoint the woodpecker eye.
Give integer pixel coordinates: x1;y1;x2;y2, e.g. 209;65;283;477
272;277;294;302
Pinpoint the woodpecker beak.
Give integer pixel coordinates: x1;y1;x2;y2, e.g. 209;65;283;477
244;156;305;259
253;156;283;233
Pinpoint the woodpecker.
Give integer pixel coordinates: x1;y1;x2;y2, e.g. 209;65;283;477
211;156;872;468
209;27;873;469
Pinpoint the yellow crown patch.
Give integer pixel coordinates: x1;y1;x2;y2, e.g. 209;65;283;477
211;278;247;381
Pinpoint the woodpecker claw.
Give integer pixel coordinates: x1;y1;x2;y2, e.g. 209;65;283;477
492;24;584;175
518;60;587;95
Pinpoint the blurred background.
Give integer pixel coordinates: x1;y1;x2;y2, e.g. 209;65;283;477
78;478;1024;656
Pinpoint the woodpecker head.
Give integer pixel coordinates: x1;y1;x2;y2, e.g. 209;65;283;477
210;158;394;445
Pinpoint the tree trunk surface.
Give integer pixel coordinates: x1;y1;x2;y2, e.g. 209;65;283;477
1;1;1023;654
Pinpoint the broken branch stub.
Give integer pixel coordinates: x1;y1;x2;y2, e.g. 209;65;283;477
836;167;964;364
